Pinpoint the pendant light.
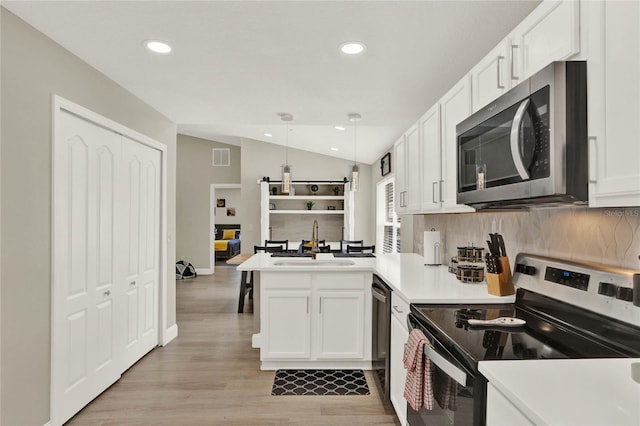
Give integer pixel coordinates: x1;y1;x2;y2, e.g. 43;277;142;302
279;113;294;194
348;113;362;192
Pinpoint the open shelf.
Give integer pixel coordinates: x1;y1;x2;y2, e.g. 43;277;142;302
270;195;344;201
269;210;345;215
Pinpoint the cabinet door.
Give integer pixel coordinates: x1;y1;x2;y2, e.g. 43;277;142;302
471;41;510;112
439;75;475;212
420;104;442;212
315;291;365;359
263;291;311;359
390;313;408;426
394;136;407;213
486;383;535;426
404;124;421;212
587;0;640;207
510;0;580;82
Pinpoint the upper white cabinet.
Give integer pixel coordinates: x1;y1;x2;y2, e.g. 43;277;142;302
585;0;640;207
439;75;475;213
510;0;580;83
394;124;421;213
471;41;511;112
420;104;442;212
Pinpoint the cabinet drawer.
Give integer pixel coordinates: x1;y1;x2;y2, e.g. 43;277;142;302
313;272;369;290
262;272;311;290
391;293;410;329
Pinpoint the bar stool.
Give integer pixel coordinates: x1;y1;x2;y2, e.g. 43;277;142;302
340;239;363;253
238;245;283;313
347;244;375;253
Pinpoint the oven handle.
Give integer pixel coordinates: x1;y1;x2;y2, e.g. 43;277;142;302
407;314;472;387
510;98;531;181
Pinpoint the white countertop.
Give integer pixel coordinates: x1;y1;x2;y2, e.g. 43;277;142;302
238;252;515;305
480;358;640;426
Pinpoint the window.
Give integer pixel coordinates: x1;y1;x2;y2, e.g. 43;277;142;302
212;148;230;166
376;176;400;254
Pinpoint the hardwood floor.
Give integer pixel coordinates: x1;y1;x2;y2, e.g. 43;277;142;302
68;265;399;425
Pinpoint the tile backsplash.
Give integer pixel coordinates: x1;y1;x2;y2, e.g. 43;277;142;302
415;207;640;271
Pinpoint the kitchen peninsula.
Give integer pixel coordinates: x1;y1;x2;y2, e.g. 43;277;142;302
238;253;515;371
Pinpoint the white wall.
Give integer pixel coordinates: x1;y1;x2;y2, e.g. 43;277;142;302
1;9;177;425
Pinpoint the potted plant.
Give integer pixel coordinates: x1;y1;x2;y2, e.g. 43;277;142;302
306;201;315;210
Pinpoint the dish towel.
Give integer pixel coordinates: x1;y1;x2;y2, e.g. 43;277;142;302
403;328;434;411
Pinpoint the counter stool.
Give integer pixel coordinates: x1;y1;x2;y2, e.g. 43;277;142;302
238;245;283;313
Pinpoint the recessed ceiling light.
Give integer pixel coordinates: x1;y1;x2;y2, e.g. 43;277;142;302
264;133;273;138
145;40;172;54
334;126;346;131
331;147;339;151
340;42;366;55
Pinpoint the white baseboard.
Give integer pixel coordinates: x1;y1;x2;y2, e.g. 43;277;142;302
43;422;52;426
195;268;214;275
162;324;178;346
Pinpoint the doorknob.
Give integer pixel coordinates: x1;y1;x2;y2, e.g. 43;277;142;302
130;281;136;287
103;290;111;296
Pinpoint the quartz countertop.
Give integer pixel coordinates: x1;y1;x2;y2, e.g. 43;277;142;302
480;358;640;426
238;252;515;305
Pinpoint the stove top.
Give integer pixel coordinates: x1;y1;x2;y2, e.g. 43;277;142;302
409;254;640;373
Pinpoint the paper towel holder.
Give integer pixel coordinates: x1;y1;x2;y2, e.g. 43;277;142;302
424;228;442;266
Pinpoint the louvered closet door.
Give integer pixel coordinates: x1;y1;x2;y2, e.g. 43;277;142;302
52;110;123;425
121;136;161;370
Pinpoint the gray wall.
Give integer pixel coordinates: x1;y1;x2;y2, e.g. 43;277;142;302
240;138;372;253
215;188;242;225
1;10;177;425
176;134;240;266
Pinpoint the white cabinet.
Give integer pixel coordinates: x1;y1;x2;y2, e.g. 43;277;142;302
420;104;442;212
390;294;410;426
316;291;365;359
259;271;371;369
439;75;475;212
394;124;421;213
486;383;535;426
510;0;580;83
471;41;511;112
263;290;311;359
586;0;640;207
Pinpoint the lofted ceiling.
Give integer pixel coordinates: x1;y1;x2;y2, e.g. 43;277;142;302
3;0;540;164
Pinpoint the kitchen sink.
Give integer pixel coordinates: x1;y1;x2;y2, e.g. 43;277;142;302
272;259;355;267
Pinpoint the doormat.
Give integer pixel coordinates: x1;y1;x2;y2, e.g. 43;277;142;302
271;369;370;396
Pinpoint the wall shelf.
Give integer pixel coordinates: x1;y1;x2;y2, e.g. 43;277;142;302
269;210;345;215
270;195;344;201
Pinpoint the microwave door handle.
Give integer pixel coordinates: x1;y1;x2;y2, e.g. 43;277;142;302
510;98;531;181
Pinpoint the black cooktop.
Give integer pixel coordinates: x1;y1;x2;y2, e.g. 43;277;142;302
410;289;640;372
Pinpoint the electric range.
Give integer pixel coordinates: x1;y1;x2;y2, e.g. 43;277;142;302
406;253;640;426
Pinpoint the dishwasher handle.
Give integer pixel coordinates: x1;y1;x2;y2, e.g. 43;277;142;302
372;286;387;303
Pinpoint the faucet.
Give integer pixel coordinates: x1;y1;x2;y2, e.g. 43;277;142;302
311;219;319;255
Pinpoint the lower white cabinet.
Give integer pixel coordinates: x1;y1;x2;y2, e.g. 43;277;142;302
390;294;410;426
259;271;372;369
486;383;535;426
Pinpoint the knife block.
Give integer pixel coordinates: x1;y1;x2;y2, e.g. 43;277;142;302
486;256;515;296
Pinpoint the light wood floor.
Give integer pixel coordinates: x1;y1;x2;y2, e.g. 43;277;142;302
68;265;400;425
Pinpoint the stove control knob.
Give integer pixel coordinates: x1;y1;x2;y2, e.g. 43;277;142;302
598;282;617;297
616;287;634;302
515;263;537;275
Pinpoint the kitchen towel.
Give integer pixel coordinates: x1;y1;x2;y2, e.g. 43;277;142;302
403;329;434;411
423;230;441;265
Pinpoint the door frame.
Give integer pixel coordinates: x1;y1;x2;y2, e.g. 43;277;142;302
204;183;242;275
50;95;170;425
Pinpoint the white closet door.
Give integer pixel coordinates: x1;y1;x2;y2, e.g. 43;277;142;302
52;110;122;425
121;136;161;370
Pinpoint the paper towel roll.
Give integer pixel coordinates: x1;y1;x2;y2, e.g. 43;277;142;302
424;230;441;266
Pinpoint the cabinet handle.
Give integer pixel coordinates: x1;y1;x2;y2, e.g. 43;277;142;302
393;305;404;314
432;182;438;204
306;296;309;314
588;136;597;183
497;56;505;89
319;297;322;314
510;44;519;80
439;180;444;203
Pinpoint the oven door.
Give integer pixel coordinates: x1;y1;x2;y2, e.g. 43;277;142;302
407;314;486;426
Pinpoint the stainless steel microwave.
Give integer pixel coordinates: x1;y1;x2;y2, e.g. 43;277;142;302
456;61;588;209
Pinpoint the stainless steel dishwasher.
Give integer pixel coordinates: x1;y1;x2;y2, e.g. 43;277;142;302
371;274;392;402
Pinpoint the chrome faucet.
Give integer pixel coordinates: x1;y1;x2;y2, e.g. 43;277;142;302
311;219;319;254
